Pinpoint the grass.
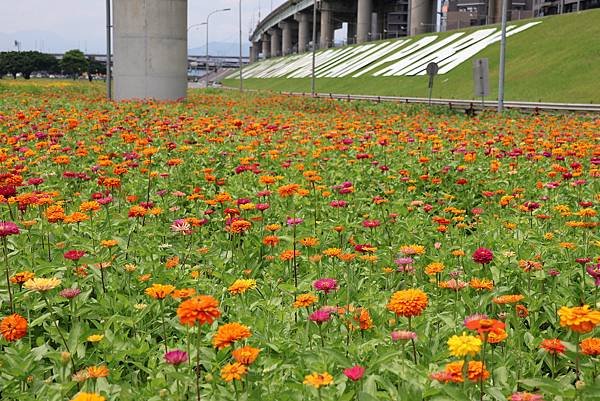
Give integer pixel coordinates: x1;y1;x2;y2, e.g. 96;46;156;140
223;9;600;103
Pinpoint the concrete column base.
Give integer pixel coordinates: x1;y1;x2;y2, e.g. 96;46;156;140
113;0;187;101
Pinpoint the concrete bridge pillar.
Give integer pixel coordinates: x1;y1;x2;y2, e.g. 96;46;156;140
347;21;357;44
250;43;260;63
357;0;372;43
320;1;334;49
279;21;294;55
261;33;271;59
410;0;434;36
294;13;311;53
270;28;282;57
113;0;187;100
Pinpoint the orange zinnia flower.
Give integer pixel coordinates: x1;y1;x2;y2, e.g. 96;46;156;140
465;318;505;335
212;322;251;349
221;362;248;382
145;284;175;300
293;293;318;308
387;289;428;317
232;346;261;365
540;339;566;354
171;288;196;300
0;314;28;342
493;294;525;304
87;365;110;378
177;295;221;326
580;338;600;356
303;371;334;388
558;305;600;333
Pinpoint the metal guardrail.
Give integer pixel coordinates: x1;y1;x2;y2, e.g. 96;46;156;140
277;91;600;113
216;86;600;113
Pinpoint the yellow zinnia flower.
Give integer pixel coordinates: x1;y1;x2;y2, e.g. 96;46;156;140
447;332;482;357
24;277;61;292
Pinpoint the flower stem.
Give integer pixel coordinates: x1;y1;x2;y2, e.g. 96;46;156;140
2;237;14;313
196;324;202;401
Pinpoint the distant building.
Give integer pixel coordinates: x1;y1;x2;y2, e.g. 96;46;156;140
445;0;599;31
446;0;534;31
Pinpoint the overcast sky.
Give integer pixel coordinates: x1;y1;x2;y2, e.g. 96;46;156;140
0;0;287;53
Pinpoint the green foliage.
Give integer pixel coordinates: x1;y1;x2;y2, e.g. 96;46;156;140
60;49;89;77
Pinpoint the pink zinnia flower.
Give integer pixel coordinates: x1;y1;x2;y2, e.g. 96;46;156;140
463;313;489;328
287;217;303;226
256;203;270;211
164;349;188;366
472;247;493;265
171;219;192;235
509;392;544;401
343;365;365;381
0;221;19;237
362;220;381;228
313;278;338;294
60;288;82;299
391;330;417;341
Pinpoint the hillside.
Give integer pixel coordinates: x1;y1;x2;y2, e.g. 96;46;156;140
222;9;600;103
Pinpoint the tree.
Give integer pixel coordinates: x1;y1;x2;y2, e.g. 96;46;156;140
0;53;7;79
60;49;88;78
87;57;106;75
0;52;24;79
19;51;59;79
0;51;59;79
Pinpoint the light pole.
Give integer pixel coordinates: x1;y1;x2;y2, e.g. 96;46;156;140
105;0;111;100
239;0;243;92
311;0;319;96
188;23;207;81
205;8;231;89
497;0;508;113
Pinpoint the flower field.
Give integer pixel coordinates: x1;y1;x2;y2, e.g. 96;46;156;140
0;81;599;401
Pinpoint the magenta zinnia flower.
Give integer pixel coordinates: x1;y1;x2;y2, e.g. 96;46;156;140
60;288;82;299
0;221;20;237
586;263;600;287
313;278;338;294
309;308;332;324
164;349;188;366
472;247;493;265
63;250;86;261
343;365;365;381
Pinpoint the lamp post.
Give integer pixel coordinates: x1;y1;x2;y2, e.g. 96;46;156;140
105;0;111;100
239;0;243;92
497;0;508;113
311;0;319;96
188;23;207;81
205;8;231;89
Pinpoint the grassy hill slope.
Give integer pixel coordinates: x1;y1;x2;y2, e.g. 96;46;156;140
223;9;600;103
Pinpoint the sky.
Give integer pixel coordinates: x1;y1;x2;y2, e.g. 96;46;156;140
0;0;287;54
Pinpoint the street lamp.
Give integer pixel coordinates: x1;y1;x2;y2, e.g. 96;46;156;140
497;0;508;113
238;0;243;92
188;23;207;81
205;8;231;89
311;0;319;96
105;0;111;100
